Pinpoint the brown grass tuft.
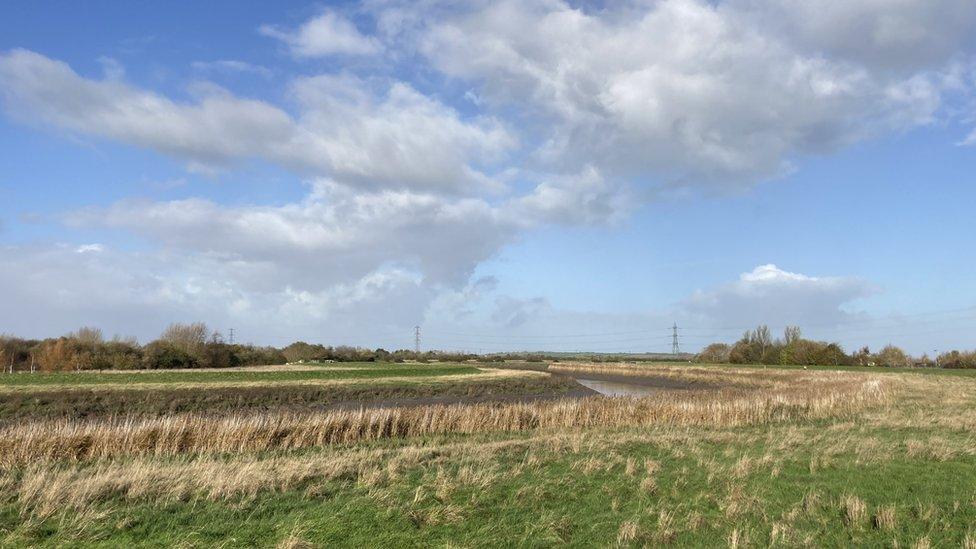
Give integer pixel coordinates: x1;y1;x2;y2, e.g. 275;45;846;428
654;509;676;544
640;476;658;495
727;528;747;548
873;505;896;531
842;495;867;528
616;520;640;545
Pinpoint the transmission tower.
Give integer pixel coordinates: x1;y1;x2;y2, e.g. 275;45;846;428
414;325;421;353
228;328;235;345
671;322;680;355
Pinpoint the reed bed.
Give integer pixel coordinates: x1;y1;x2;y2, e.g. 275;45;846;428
549;362;857;388
0;377;887;467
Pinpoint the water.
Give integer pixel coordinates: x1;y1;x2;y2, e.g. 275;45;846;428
574;378;663;397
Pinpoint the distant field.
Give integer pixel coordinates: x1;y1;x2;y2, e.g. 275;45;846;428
1;362;974;547
693;361;976;377
0;363;591;423
0;363;478;387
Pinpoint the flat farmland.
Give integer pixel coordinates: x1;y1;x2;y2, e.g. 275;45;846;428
0;362;974;547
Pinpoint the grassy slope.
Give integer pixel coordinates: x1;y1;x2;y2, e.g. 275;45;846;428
1;366;974;547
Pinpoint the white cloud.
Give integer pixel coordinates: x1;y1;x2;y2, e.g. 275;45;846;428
260;10;382;57
288;73;515;193
515;166;633;225
0;49;513;194
2;2;975;351
0;49;295;168
68;180;521;289
728;0;976;73
420;263;884;353
75;243;104;254
409;0;973;188
684;264;877;329
0;243;433;345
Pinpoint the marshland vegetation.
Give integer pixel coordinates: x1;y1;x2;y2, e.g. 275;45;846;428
0;360;973;546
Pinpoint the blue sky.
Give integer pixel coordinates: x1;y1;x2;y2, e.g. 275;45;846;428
1;0;975;354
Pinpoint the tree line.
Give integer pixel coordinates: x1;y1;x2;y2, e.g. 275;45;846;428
280;341;480;364
695;325;976;368
2;322;975;371
0;323;487;372
0;324;286;372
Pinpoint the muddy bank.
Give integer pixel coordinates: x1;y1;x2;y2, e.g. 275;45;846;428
328;383;597;411
0;373;591;423
554;371;721;391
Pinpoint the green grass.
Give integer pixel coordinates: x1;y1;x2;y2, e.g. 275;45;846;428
4;425;974;547
0;364;479;387
2;364;974;547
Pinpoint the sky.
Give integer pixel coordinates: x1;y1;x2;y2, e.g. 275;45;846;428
1;0;975;355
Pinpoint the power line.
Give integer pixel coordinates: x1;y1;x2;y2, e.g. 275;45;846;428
680;305;976;333
428;329;656;340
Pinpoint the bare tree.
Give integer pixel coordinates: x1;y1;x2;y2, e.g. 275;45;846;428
754;325;771;354
70;327;103;344
160;322;209;354
784;325;801;345
111;334;139;346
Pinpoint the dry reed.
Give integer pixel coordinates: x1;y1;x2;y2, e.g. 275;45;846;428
0;377;886;467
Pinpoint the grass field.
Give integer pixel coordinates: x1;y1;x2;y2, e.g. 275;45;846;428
0;363;478;388
0;362;973;547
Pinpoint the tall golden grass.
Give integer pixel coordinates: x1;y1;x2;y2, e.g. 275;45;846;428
0;377;886;466
549;362;848;387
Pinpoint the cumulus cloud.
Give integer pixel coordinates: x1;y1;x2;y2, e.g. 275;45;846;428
260;10;382;57
68;180;522;289
0;49;294;170
0;243;433;345
2;1;975;349
288;73;515;192
0;49;513;193
410;0;973;188
683;264;877;329
412;263;891;353
728;0;976;73
515;166;633;225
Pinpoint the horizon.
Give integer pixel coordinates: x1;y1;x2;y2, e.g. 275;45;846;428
2;1;976;355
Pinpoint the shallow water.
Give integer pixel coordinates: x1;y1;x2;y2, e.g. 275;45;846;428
574;378;663;397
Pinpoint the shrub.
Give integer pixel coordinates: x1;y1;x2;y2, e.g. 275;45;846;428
696;343;731;363
873;345;911;368
815;343;850;366
36;339;75;372
142;341;199;369
938;350;976;369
